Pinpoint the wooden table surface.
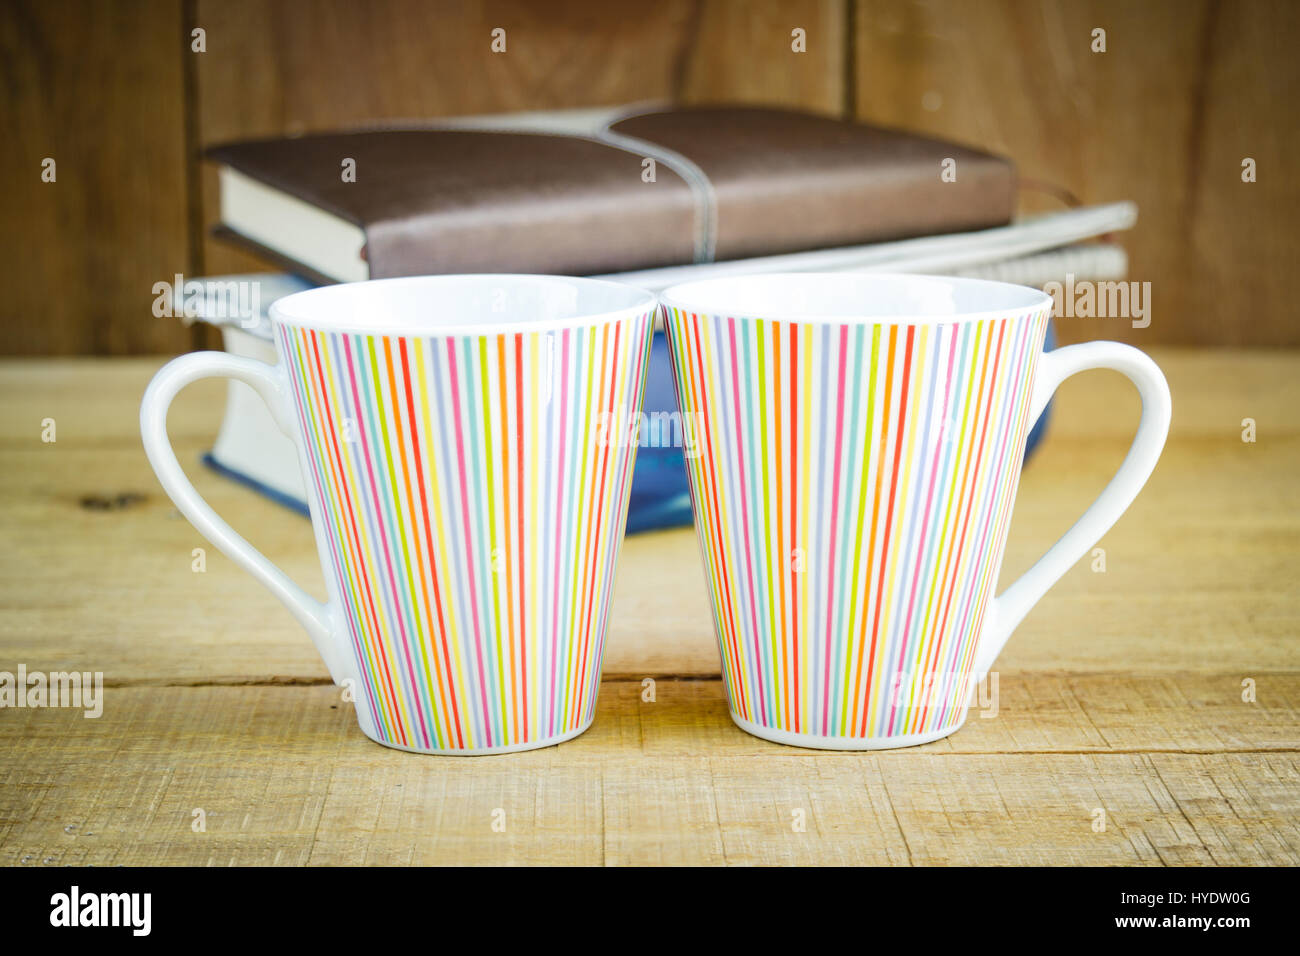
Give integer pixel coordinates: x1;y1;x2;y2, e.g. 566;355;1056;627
1;349;1297;866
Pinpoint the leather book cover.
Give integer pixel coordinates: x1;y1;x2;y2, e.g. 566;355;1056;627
206;105;1015;280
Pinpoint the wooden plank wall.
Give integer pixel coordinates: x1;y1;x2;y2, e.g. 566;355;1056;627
855;0;1300;347
1;0;1295;354
0;0;192;354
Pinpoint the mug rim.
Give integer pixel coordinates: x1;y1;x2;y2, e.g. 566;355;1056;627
660;272;1053;326
268;273;658;336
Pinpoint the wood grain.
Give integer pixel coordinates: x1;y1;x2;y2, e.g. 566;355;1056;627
677;0;847;112
0;0;193;355
855;0;1300;347
2;683;1296;865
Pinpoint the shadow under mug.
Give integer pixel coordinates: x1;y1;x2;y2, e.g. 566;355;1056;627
660;273;1171;750
142;275;657;754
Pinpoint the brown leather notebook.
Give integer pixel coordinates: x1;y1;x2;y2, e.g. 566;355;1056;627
206;105;1015;282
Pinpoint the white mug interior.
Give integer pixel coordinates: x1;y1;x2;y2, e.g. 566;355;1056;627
269;273;658;335
660;272;1051;324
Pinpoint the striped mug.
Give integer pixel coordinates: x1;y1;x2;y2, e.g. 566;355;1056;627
660;274;1170;750
142;275;656;754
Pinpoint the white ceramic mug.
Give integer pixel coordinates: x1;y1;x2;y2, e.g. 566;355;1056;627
660;273;1171;749
142;275;657;754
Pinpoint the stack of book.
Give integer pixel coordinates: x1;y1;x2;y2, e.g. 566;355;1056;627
185;104;1135;532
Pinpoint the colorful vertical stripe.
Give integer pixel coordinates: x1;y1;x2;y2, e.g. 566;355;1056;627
277;311;655;752
663;306;1050;742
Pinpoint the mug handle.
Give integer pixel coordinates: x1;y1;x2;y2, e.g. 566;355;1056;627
140;351;353;685
972;341;1172;677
